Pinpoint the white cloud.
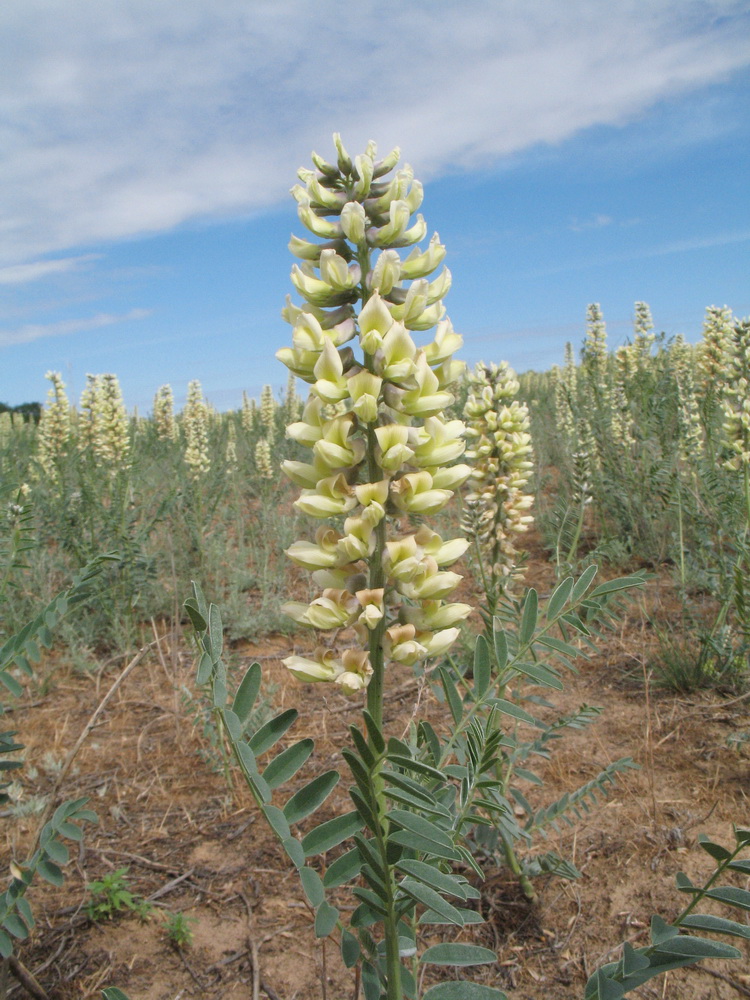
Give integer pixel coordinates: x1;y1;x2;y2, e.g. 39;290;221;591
569;214;613;232
0;254;101;285
0;308;151;347
1;1;748;266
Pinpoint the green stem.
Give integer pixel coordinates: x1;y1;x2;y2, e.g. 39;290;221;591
564;492;587;570
676;474;686;594
355;232;402;999
498;832;536;902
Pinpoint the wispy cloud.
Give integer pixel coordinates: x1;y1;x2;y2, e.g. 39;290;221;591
0;254;101;285
1;1;748;266
569;214;613;232
0;307;151;347
526;229;750;277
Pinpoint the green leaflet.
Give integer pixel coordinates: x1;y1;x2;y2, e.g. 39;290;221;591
283;770;339;824
388;830;461;863
439;666;464;724
654;935;741;960
231;663;262;725
680;913;750;939
207;604;223;661
489;698;541;727
387;809;453;849
396;860;468;899
519;588;538;645
473;635;491;697
36;859;63;887
546;576;573;620
302;810;362;857
298;866;325;907
248;708;298;756
340;929;360;968
420;943;497;966
322;846;361;888
314;899;339;938
704;886;750;910
422;985;507;1000
398;878;465;926
571;564;598;602
493;623;508;671
262;739;314;789
262;805;290;842
419;907;484;926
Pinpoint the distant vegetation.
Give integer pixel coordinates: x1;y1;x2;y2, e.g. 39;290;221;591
0;401;40;422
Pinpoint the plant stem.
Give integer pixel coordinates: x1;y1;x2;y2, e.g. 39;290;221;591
498;833;536;902
564;493;587;570
355;234;402;998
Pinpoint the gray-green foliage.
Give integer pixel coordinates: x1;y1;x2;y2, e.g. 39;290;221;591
0;797;97;958
185;565;645;1000
0;391;303;654
587;828;750;998
0;484;102;963
522;308;750;694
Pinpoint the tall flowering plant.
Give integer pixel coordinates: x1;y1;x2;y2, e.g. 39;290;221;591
185;137;654;1000
276;134;471;723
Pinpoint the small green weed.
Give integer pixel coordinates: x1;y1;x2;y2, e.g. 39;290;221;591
86;867;152;922
164;910;196;949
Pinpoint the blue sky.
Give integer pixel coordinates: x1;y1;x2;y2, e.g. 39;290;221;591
1;1;749;412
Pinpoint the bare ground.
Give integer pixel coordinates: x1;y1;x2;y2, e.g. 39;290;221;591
4;543;750;1000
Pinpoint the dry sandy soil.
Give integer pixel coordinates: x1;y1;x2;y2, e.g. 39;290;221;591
4;540;750;1000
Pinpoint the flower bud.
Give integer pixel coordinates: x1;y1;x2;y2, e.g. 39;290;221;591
336;649;373;693
337;515;376;561
400;233;447;279
333;132;353;174
359;291;395;354
368;250;402;296
355;588;385;630
400;353;455;417
286;527;343;569
390;471;453;515
294;473;356;518
353;154;374;198
302;588;360;629
375;424;415;470
283;647;342;684
430;463;472;490
374;323;418;381
401;601;473;630
409;416;466;467
367;200;411;247
319;250;361;292
413;526;470;566
384;624;427;666
341;201;367;243
372;145;401;178
348;369;383;423
424;319;464;366
313;413;365;470
286;395;326;447
384;535;421;582
416;627;460;657
313;339;349;403
297;197;344;240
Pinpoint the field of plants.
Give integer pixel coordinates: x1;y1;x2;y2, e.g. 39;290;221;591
1;138;748;1000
